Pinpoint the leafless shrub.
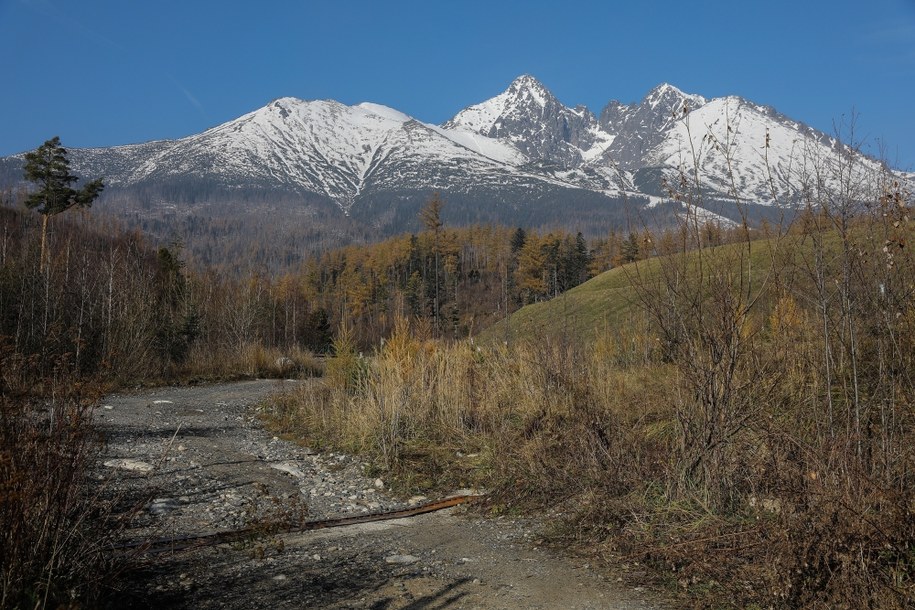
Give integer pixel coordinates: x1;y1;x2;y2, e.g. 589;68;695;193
0;368;120;609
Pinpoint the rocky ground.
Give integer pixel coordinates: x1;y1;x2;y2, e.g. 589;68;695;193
95;379;663;609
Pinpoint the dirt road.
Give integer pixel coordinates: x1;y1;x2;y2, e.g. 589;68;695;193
96;380;661;609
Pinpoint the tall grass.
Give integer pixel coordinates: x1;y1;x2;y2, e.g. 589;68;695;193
181;343;324;381
269;316;671;500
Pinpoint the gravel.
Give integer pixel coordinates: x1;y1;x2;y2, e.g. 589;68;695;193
96;379;663;609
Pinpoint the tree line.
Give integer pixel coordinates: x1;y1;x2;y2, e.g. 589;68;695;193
3;138;755;386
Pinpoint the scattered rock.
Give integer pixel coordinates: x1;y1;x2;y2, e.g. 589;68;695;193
103;458;154;472
149;498;179;515
385;554;419;565
271;461;305;478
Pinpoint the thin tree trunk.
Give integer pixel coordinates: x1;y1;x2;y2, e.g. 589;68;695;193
40;213;49;273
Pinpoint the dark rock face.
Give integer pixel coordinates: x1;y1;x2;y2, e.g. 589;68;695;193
599;84;708;170
485;76;598;167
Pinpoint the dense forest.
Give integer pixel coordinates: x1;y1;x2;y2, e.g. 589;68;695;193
0;180;748;385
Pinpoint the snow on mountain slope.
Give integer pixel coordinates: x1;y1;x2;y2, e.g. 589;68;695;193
69;97;561;213
425;124;527;165
644;96;885;203
9;74;898;232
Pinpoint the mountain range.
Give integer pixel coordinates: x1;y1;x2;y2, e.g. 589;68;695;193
0;75;896;267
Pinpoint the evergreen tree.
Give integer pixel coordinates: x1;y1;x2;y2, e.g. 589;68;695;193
420;193;445;328
303;308;333;354
405;271;424;318
153;246;199;368
23;137;104;271
619;232;640;264
571;231;591;284
510;227;527;254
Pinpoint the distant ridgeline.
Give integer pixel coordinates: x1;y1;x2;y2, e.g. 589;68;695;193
0;76;898;272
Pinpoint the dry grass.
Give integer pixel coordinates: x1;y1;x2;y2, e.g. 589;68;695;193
268;316;672;500
180;343;324;382
0;372;121;609
267;208;915;608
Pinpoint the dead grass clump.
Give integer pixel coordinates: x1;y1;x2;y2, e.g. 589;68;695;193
0;380;118;608
182;343;323;381
267;317;673;503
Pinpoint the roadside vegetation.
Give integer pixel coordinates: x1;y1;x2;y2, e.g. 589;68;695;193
0;201;321;607
268;130;915;606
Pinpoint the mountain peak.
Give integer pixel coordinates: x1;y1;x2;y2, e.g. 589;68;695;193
443;75;599;167
647;82;686;97
643;83;707;113
443;75;560;135
505;74;553;106
510;74;543;86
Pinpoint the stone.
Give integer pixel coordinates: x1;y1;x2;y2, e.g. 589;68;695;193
271;461;305;478
385;554;419;565
149;498;179;515
104;458;154;473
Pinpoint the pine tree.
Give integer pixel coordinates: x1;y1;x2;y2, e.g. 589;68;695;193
153;246;199;368
510;227;527;254
420;193;445;328
23;137;104;271
619;232;640;264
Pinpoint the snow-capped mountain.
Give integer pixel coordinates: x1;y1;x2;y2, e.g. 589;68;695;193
598;83;708;170
0;74;897;249
71;98;538;211
443;74;609;169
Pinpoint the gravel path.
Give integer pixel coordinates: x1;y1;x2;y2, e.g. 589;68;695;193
96;379;662;609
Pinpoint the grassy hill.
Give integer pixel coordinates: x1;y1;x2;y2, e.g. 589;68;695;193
481;234;785;345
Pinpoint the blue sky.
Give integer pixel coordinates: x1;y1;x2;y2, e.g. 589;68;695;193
2;0;914;168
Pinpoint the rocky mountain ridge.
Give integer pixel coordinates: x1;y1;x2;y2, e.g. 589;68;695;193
0;75;896;265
